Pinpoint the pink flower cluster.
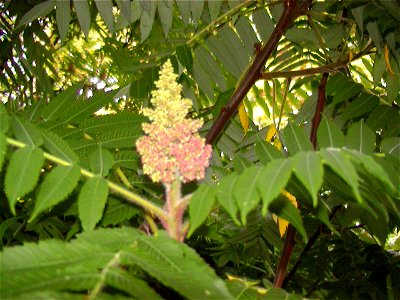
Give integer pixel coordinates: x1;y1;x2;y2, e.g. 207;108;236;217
136;61;212;184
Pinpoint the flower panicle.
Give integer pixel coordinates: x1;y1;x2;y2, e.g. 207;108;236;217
136;60;212;184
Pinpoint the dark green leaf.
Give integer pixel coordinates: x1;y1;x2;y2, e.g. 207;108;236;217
346;121;375;153
190;0;204;27
320;148;362;203
233;155;252;173
116;0;131;24
73;0;90;36
16;0;56;29
234;166;263;224
340;93;379;121
140;1;156;41
56;0;70;41
0;103;9;133
381;137;400;157
94;0;114;33
105;268;162;299
366;22;383;53
121;232;234;299
30;165;81;222
208;0;222;20
78;176;109;231
176;0;190;24
269;195;307;241
255;140;282;164
157;0;173;37
0;132;6;173
5;147;44;215
258;158;292;215
317;115;345;148
292;151;323;207
101;197;140;226
176;44;193;73
282;122;313;155
252;8;274;41
215;173;240;224
188;184;216;236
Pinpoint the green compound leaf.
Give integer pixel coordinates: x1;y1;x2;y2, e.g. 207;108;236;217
121;232;234;300
73;0;91;36
94;0;114;33
5;147;44;215
292;151;323;207
56;0;70;41
30;165;81;222
78;176;109;231
188;184;216;236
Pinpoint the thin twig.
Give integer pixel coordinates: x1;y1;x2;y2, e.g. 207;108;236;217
310;72;329;148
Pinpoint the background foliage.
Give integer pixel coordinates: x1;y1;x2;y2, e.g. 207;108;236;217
0;0;399;299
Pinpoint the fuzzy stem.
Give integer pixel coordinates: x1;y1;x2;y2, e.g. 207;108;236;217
163;179;187;242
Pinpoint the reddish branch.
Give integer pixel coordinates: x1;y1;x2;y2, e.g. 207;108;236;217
274;72;329;288
310;72;329;148
205;0;313;144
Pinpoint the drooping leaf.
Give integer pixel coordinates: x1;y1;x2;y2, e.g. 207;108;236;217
232;154;252;174
5;147;44;215
121;232;234;299
281;122;313;155
366;21;383;53
176;0;191;24
208;0;222;20
56;0;70;41
215;173;240;224
90;146;114;176
252;8;274;41
320;148;362;203
190;0;204;27
346;121;375;153
11;115;43;147
157;0;173;37
326;73;363;105
176;44;193;73
78;176;109;231
234;166;264;224
116;0;131;24
292;151;323;207
30;165;81;222
258;158;292;215
16;0;56;29
188;184;216;236
140;1;156;41
317;115;345;148
94;0;114;33
40;128;78;163
73;0;90;36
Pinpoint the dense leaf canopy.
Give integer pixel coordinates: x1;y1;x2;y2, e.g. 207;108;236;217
0;0;399;299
